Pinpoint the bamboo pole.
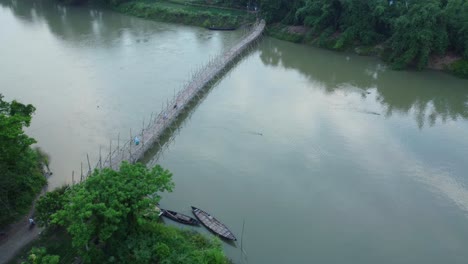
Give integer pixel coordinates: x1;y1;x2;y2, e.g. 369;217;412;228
99;145;102;170
109;139;112;169
129;128;132;162
86;153;91;176
142;118;145;148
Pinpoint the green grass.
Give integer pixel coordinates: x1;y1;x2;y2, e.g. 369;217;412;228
266;24;304;43
116;0;254;28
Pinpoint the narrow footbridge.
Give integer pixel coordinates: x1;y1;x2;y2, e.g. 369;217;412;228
84;20;265;176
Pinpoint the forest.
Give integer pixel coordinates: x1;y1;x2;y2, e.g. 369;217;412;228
221;0;468;71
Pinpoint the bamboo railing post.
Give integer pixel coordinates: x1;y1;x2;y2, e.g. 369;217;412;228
142;118;145;148
86;153;91;176
129;128;132;163
109;139;112;169
99;146;102;170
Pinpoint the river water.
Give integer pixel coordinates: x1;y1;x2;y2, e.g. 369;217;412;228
2;1;468;264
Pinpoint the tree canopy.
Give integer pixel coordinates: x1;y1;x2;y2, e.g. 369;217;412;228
219;0;468;69
0;94;46;227
51;162;174;262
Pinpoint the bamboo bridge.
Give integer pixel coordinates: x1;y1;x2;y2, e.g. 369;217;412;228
80;20;265;178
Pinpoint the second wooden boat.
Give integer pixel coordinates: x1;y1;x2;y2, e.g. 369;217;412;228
161;209;199;226
191;206;237;241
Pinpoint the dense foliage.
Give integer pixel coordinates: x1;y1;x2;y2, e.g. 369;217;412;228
35;186;68;228
36;162;229;263
0;94;46;228
219;0;468;70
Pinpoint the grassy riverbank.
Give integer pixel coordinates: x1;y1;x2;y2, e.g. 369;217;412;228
115;0;255;28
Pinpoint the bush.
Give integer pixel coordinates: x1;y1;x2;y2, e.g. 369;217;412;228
448;59;468;78
21;247;60;264
35;186;69;228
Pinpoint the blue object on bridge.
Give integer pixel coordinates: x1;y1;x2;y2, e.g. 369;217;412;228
134;136;140;145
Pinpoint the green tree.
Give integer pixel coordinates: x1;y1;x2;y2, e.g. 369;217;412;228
445;0;468;58
388;0;449;69
51;162;173;263
35;186;69;228
0;94;46;227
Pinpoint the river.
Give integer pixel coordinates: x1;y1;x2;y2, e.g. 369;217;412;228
1;1;468;264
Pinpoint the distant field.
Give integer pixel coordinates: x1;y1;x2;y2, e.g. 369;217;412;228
118;0;256;28
138;0;249;16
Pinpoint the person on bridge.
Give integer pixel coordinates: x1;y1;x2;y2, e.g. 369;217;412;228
134;136;140;146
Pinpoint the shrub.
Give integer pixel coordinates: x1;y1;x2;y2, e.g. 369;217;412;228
448;59;468;78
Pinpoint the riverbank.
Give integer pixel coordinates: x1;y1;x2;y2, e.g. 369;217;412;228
114;0;255;29
266;23;468;79
7;163;231;264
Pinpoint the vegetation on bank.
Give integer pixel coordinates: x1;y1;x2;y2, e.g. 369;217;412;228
254;0;468;77
0;95;47;228
56;0;468;78
447;59;468;78
12;162;230;264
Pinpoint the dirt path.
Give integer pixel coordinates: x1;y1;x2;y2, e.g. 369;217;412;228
0;182;48;264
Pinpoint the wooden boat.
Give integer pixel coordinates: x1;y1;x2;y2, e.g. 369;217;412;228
207;26;236;31
161;209;199;226
191;206;237;241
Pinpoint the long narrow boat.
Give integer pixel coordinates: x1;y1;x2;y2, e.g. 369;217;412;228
207;26;237;31
161;209;199;226
191;206;237;241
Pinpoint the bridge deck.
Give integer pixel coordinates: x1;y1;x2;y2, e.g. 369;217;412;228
90;21;265;174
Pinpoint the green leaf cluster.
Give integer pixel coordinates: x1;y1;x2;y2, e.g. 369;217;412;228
21;247;60;264
35;186;69;228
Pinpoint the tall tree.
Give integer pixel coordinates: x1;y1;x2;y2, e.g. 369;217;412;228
0;94;46;227
52;162;173;263
388;0;449;69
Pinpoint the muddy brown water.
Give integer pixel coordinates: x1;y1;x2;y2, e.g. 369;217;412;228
2;1;468;263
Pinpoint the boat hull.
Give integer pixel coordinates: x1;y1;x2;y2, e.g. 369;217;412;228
161;209;199;226
191;206;237;241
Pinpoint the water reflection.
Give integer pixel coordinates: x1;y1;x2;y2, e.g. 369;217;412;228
0;0;240;52
259;38;468;128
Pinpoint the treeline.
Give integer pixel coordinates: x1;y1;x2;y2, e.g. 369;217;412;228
218;0;468;70
0;95;47;227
